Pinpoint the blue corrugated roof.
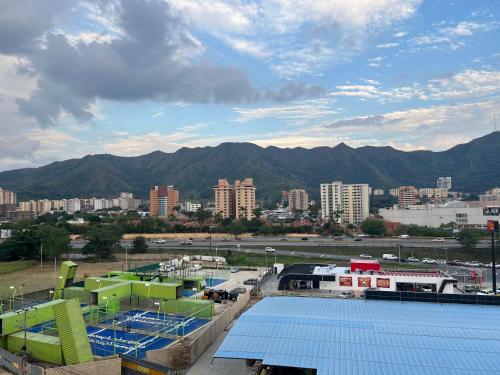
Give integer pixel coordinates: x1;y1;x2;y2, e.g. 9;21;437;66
214;297;500;374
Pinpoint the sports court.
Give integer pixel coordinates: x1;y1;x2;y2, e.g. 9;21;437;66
103;309;209;336
86;326;172;358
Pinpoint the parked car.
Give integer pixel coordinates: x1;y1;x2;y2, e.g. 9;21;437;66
448;260;464;266
420;286;433;293
465;261;481;267
339;291;354;299
243;278;258;286
155;239;166;244
476;289;494;296
399;258;408;263
407;256;420;262
265;246;276;252
359;254;372;259
464;284;480;293
422;258;437;264
230;267;240;273
432;237;445;242
382;253;398;260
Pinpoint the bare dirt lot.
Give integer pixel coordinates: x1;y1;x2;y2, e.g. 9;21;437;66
0;260;123;298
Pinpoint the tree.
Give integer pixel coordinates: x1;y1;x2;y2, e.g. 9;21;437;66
308;203;320;221
228;220;246;237
456;229;482;254
361;219;385;237
38;224;71;259
0;223;39;261
252;207;263;220
195;207;212;228
292;208;304;220
131;236;148;254
82;224;124;260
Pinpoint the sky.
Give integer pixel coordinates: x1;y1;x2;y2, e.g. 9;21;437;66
0;0;499;171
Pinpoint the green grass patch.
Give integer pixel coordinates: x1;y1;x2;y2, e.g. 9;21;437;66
0;260;37;275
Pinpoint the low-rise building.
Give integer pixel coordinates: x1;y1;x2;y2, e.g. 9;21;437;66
373;189;384;196
380;200;499;227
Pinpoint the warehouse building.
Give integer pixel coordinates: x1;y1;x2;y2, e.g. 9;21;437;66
214;296;500;374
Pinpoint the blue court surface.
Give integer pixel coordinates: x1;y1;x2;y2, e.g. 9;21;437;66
104;309;209;336
87;326;172;358
205;278;226;287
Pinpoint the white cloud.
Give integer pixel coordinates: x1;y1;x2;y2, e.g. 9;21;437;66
224;37;270;58
394;31;407;38
376;42;398;48
368;56;385;67
233;99;338;124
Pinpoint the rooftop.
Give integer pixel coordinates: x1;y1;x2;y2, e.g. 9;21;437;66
214;296;500;374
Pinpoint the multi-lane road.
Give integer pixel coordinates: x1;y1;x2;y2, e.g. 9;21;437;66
70;236;495;249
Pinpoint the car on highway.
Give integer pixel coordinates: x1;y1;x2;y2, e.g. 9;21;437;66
359;254;372;259
181;239;193;245
353;238;362;242
154;239;167;244
331;236;344;240
422;258;437;264
432;237;445;242
301;237;309;241
382;253;398;260
407;256;420;262
339;291;354;299
465;261;482;267
265;246;276;252
399;234;410;239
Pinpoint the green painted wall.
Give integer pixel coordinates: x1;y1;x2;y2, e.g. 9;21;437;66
0;300;64;336
7;331;63;365
91;281;131;306
164;299;214;319
182;276;206;291
63;287;90;304
131;281;181;300
54;261;78;299
84;277;124;291
53;299;93;365
108;271;141;280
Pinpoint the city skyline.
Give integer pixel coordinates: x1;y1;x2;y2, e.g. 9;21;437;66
1;0;499;172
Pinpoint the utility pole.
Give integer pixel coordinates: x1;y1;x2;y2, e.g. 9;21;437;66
487;220;498;293
40;243;43;270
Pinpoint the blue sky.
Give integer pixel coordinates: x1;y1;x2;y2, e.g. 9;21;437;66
0;0;499;171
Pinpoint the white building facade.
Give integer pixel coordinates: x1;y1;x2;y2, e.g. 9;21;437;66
320;181;370;224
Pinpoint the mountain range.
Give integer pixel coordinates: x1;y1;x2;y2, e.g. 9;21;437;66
1;132;499;205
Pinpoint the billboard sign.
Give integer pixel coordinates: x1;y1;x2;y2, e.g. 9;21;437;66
487;220;499;233
358;277;372;288
376;278;391;288
483;207;500;216
339;276;352;287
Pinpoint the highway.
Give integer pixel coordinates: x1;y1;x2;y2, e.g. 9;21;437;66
70;236;494;249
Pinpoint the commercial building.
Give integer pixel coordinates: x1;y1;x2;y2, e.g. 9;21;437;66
437;176;452;189
214;296;500;374
398;186;417;208
277;261;456;293
380;200;499;227
320;181;369;224
214;178;256;220
149;185;179;218
288;188;309;211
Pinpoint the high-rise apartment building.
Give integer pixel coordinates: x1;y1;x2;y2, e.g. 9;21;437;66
0;188;16;205
373;189;385;196
214;179;235;219
234;178;256;220
320;181;369;224
150;185;179;217
289;189;309;211
214;178;256;220
398;186;417;208
436;177;452;189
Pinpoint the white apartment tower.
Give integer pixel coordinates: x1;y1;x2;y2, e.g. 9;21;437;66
436;177;452;190
320;181;369;224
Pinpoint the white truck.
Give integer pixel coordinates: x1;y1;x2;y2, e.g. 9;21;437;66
383;253;398;261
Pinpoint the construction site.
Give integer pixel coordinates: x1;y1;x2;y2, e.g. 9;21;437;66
0;257;263;375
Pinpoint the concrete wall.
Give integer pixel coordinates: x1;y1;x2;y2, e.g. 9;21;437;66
146;290;251;370
44;357;121;375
